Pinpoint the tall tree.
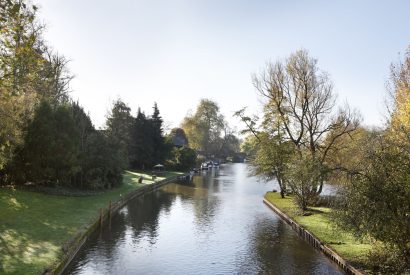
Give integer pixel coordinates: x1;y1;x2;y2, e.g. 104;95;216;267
82;130;124;189
70;102;94;188
181;99;225;157
0;1;72;177
15;101;79;185
238;50;360;208
130;109;153;169
388;46;410;146
150;102;165;165
105;99;133;168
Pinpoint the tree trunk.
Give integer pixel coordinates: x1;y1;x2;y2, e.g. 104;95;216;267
277;176;285;198
280;189;285;198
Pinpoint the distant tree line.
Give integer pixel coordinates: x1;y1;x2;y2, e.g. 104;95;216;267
105;99;197;173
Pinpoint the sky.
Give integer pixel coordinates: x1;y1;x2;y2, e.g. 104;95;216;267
36;0;410;131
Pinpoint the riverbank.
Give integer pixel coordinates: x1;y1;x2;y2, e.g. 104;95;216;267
0;170;182;275
264;192;373;273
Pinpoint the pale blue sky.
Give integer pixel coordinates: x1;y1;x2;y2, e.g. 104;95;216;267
37;0;410;130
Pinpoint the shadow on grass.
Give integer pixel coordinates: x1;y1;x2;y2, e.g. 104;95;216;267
306;208;327;215
0;170;182;274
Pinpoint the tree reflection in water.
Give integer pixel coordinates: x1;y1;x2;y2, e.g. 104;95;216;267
65;164;344;275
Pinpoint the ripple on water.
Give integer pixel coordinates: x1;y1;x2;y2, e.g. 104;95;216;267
66;163;344;275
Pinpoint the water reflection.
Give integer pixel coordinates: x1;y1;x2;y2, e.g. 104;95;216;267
65;163;343;275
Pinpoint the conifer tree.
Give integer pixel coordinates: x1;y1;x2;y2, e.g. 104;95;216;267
150;102;165;165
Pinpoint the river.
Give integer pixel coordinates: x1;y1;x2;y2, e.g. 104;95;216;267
65;163;343;274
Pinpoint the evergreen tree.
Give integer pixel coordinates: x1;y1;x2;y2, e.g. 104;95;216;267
82;130;123;189
17;101;55;183
105;99;133;169
70;102;95;188
150;102;165;165
130;109;153;169
15;101;79;185
52;104;80;183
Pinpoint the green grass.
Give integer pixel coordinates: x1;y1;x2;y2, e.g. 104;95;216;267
0;170;182;274
265;192;373;271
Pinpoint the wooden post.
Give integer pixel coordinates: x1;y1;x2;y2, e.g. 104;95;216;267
108;200;112;230
100;208;103;228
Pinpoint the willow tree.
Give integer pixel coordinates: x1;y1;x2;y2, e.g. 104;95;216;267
245;50;359;209
181;99;225;158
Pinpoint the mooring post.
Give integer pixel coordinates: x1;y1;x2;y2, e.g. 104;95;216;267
100;208;103;228
108;200;112;229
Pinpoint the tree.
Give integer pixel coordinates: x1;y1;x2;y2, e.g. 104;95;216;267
219;133;240;159
150;102;165;165
12;100;56;183
324;126;372;186
105;99;133;168
0;1;72;179
70;102;124;190
0;0;42;174
240;134;259;159
333;131;410;273
166;146;197;171
387;46;410;147
70;101;94;189
181;99;225;157
235;107;292;198
82;130;123;189
255;50;359;194
14;101;79;185
52;103;80;183
130;108;153;169
238;50;360;208
333;47;410;273
255;132;293;198
0;1;71;101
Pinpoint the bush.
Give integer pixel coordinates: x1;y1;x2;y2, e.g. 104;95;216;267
367;244;410;274
166;146;197;171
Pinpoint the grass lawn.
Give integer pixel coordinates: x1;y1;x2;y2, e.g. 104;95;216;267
0;170;182;274
265;192;373;272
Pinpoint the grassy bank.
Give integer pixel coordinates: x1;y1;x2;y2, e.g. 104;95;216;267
0;170;182;274
265;192;373;272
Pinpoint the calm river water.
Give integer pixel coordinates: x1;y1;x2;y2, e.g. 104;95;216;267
65;163;343;274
